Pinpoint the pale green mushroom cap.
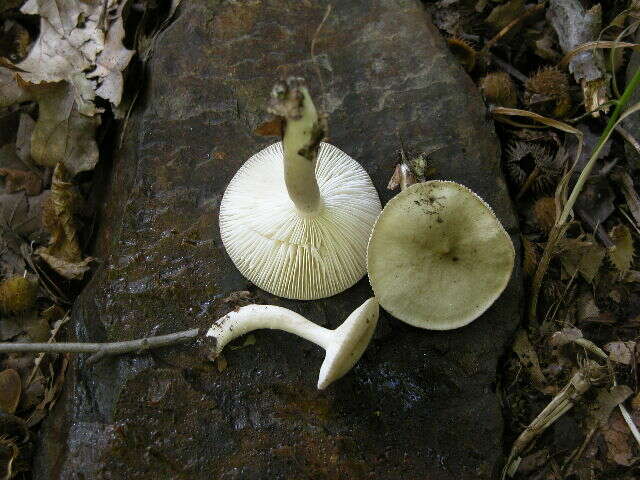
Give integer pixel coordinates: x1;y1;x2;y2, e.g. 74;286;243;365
367;180;515;330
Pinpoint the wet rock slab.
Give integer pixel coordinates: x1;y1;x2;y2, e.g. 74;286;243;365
35;1;522;479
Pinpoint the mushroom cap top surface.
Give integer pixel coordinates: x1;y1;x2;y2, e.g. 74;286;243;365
318;297;379;389
220;142;381;300
367;181;515;330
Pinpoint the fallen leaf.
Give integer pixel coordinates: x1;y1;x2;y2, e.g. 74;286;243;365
603;410;636;466
15;113;34;166
604;341;636;365
40;163;82;262
36;250;93;280
0;168;42;195
17;0;133;111
576;293;600;323
550;327;584;347
0;67;29;107
587;385;633;430
0;369;21;414
88;2;134;111
18;79;100;175
559;238;606;283
513;329;548;392
609;225;634;277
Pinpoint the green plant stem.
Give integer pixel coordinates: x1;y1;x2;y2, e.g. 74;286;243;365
529;66;640;325
559;65;640;225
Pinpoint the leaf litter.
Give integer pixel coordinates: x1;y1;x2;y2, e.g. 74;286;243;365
0;0;179;476
434;0;640;478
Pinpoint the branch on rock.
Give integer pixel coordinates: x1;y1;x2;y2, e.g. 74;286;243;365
0;328;202;365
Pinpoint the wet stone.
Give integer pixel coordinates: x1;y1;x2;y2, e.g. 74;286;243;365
34;1;522;479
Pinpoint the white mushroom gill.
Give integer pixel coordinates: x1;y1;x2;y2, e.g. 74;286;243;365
207;297;379;389
219;78;381;300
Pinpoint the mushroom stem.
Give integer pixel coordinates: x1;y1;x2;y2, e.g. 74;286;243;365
207;298;379;389
282;87;323;215
208;305;333;356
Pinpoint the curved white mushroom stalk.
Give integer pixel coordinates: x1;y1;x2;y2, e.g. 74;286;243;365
207;297;379;389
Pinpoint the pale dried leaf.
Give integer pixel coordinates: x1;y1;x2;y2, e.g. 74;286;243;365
547;1;604;84
609;225;634;276
36;249;92;280
605;341;636;365
17;0;132;111
89;3;134;110
550;327;584;347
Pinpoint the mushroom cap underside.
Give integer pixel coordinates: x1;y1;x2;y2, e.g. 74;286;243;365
317;297;379;389
367;181;515;330
220;142;382;300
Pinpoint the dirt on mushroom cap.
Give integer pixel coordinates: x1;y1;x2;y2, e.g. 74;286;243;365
367;180;515;330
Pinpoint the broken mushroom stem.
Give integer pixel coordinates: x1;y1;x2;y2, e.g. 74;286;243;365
268;77;325;215
207;297;379;389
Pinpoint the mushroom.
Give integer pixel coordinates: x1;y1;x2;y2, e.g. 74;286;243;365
219;77;381;300
367;180;515;330
207;297;379;389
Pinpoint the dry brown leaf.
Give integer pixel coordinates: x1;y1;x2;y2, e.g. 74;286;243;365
603;410;636;466
0;168;42;195
37;163;92;279
513;329;548;392
0;369;21;414
17;79;100;175
609;225;634;276
604;341;636;365
559;238;606;283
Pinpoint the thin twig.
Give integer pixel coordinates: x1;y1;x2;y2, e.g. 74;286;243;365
311;4;332;115
490;54;529;83
0;329;202;362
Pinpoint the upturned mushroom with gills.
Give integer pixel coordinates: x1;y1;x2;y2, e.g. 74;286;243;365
367;180;515;330
219;77;381;300
207;297;379;389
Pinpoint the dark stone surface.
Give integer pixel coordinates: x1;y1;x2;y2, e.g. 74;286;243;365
34;1;522;479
